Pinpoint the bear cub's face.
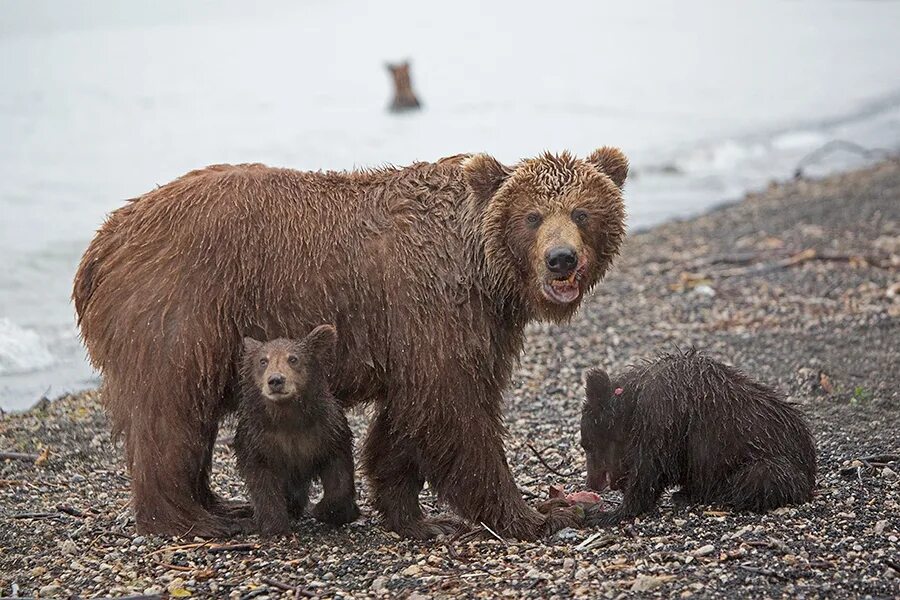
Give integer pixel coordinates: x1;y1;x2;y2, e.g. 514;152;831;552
242;325;337;407
463;147;628;321
581;368;632;492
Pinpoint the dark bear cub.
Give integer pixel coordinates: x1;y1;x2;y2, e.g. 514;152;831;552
581;349;816;525
234;325;359;535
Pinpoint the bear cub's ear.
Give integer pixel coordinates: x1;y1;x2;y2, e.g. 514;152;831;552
304;324;338;365
586;146;629;188
462;153;511;207
585;367;613;403
243;337;263;355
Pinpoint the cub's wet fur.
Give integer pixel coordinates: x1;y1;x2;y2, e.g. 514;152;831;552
581;349;816;525
234;325;359;535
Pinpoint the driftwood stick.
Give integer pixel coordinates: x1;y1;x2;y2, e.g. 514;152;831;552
56;503;87;518
713;248;894;279
526;443;577;478
206;542;258;553
858;453;899;463
479;521;508;545
11;511;56;519
154;561;193;572
0;451;41;462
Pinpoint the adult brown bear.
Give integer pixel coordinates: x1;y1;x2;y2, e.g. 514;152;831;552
73;149;628;539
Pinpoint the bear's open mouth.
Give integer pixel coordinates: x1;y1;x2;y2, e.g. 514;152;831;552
541;262;587;305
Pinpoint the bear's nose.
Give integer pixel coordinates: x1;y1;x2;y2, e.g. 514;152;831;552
267;374;286;392
545;246;578;275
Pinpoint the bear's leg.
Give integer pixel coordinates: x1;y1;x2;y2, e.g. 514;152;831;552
363;409;430;538
586;456;667;527
198;422;253;520
384;388;580;540
286;476;310;519
311;454;360;526
363;408;464;539
127;406;240;537
243;466;291;536
724;458;806;512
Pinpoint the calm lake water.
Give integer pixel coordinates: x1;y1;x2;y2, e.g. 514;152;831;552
2;0;899;410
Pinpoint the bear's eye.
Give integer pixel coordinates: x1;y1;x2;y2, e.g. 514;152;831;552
572;208;589;225
525;212;542;228
259;358;268;367
287;355;298;365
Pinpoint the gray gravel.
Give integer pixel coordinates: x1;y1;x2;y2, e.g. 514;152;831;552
2;161;899;599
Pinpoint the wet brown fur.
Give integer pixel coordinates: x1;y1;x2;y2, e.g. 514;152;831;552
234;326;359;535
581;349;817;526
387;61;421;112
73;149;627;538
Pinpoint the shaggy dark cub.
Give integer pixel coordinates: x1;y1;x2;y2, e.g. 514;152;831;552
581;349;816;525
234;325;359;535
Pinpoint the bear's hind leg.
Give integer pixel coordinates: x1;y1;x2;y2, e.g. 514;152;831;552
725;458;811;512
362;409;455;539
127;407;239;537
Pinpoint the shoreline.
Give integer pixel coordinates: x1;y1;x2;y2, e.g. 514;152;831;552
2;160;898;598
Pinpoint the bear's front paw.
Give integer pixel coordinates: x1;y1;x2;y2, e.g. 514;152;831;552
312;499;360;526
583;504;628;528
538;504;585;536
255;512;292;536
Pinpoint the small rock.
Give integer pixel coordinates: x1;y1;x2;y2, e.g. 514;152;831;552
60;540;77;555
883;467;898;480
39;584;61;596
631;575;670;592
400;564;421;577
132;535;146;546
370;576;388;592
674;519;687;527
553;527;581;542
874;520;889;535
693;544;716;557
563;557;576;570
31;566;47;577
143;587;163;596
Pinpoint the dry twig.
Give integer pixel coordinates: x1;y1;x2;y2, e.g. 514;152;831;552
526;443;577;478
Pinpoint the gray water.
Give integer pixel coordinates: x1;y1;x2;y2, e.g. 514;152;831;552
2;0;899;410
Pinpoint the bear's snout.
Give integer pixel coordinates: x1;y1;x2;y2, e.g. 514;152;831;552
545;246;578;276
267;373;286;393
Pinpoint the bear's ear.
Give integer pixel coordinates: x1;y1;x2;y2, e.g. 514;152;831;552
462;153;511;209
586;146;628;188
585;368;612;403
304;324;337;363
242;337;263;355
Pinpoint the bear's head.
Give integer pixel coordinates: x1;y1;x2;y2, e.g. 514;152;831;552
241;324;337;410
463;148;627;321
581;367;634;493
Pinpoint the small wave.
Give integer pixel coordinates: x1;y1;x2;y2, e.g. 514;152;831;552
0;318;56;375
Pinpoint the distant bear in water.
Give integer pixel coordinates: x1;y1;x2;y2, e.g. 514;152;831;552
386;61;421;112
234;325;359;535
581;349;816;525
